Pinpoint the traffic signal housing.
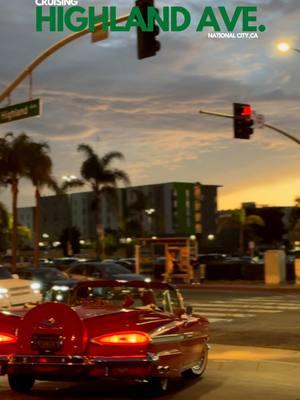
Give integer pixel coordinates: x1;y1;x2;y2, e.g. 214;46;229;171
233;103;254;139
136;0;160;60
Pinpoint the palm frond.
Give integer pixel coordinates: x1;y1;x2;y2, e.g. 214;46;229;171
110;169;130;186
77;144;96;159
61;179;84;192
102;151;125;167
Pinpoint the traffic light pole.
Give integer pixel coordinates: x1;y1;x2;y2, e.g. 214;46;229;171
0;14;129;104
199;109;300;146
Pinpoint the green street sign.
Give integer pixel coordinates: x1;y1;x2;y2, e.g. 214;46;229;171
0;99;40;124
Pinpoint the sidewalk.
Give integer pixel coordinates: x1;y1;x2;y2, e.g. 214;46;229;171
210;344;300;364
177;280;300;292
208;344;300;380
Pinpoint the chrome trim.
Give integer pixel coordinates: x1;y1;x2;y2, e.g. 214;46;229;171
157;349;182;357
9;352;159;367
152;334;184;344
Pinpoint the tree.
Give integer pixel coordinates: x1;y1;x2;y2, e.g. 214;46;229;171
288;196;300;247
0;133;33;272
76;144;130;257
25;141;59;267
0;202;9;252
59;226;81;257
218;209;265;254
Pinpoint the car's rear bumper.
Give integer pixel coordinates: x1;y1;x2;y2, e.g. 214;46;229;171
1;353;170;379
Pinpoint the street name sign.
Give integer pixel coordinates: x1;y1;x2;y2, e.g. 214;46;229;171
253;111;265;129
0;99;40;124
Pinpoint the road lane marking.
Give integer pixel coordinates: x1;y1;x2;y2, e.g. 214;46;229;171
208;318;233;323
192;307;281;314
188;303;300;310
192;310;256;317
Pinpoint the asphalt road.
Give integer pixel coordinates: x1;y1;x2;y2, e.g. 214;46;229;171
182;289;300;350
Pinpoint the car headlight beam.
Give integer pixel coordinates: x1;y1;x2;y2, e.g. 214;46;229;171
31;282;42;291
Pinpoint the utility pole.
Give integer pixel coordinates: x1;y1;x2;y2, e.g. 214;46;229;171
199;109;300;146
0;14;129;104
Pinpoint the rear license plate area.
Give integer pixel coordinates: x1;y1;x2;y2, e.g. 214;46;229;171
31;334;63;353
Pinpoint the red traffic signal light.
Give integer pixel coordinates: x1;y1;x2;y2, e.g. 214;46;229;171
233;103;254;140
136;0;161;60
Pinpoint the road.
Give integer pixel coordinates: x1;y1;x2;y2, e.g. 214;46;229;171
1;289;300;399
182;289;300;350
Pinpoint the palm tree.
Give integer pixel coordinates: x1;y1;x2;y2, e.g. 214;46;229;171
77;144;130;257
288;196;300;247
0;133;33;272
0;202;9;252
25;141;60;267
218;209;265;254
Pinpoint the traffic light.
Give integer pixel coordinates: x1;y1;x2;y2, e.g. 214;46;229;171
233;103;254;139
136;0;160;60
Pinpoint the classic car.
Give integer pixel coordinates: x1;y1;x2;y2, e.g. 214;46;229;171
0;280;209;394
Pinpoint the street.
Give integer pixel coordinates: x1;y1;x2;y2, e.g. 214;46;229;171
182;289;300;350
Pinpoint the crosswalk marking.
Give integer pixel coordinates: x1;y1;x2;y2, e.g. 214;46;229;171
193;310;255;318
192;307;281;314
189;303;300;311
226;299;300;306
208;318;233;323
185;295;300;324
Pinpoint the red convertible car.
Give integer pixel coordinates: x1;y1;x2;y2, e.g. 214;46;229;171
0;280;209;394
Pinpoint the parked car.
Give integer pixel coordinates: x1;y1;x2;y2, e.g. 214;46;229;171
52;257;84;271
18;267;78;295
65;261;148;281
0;266;42;308
153;256;166;279
0;280;209;394
117;258;136;272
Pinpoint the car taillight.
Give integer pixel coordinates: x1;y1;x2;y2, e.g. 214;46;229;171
91;331;150;345
0;332;16;344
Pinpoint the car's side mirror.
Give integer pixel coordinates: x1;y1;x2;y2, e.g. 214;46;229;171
186;305;193;316
12;274;19;279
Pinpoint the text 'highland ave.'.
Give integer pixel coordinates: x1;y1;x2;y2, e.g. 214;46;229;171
36;6;266;34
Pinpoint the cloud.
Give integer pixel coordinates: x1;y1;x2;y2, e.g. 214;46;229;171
0;0;299;211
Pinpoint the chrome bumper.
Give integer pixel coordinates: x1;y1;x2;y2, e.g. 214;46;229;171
9;353;159;367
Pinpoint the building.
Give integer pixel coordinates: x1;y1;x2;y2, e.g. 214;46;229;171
218;203;298;252
17;182;220;243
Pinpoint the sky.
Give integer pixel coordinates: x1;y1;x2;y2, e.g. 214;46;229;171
0;0;299;211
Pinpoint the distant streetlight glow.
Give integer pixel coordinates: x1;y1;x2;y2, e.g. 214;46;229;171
145;208;155;215
62;174;78;182
277;42;291;52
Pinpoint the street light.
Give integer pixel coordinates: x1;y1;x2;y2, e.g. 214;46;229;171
277;42;300;54
145;208;156;234
62;174;78;183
